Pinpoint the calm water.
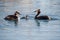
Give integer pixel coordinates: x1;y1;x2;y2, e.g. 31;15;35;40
0;0;60;40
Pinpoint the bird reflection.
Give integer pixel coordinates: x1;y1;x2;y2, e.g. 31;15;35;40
14;20;18;26
5;20;19;27
35;19;49;27
35;19;40;27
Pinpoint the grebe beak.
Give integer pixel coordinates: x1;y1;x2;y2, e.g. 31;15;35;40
34;10;37;12
34;10;38;12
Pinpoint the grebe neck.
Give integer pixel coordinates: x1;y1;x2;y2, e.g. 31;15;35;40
35;12;40;18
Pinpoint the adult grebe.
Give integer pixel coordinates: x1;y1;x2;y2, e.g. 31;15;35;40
34;9;51;20
4;11;20;20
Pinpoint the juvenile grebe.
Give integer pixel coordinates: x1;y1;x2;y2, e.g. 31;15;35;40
21;15;28;20
34;9;51;20
4;11;20;20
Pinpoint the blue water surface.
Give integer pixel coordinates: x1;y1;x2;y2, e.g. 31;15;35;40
0;0;60;40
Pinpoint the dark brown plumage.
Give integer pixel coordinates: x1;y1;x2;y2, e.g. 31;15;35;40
34;9;50;20
4;11;20;20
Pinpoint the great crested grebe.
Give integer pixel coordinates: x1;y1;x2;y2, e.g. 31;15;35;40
34;9;51;20
4;11;20;20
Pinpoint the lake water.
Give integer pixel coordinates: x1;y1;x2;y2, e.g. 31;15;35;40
0;0;60;40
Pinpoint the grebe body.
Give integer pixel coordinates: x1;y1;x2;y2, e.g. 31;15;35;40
34;9;51;20
4;11;20;21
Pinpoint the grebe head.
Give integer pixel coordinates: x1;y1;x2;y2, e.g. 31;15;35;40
14;11;20;17
14;11;21;21
34;9;41;14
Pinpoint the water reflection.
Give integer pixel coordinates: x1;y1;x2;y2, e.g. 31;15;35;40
5;20;18;26
35;19;49;27
14;20;18;26
35;19;40;26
